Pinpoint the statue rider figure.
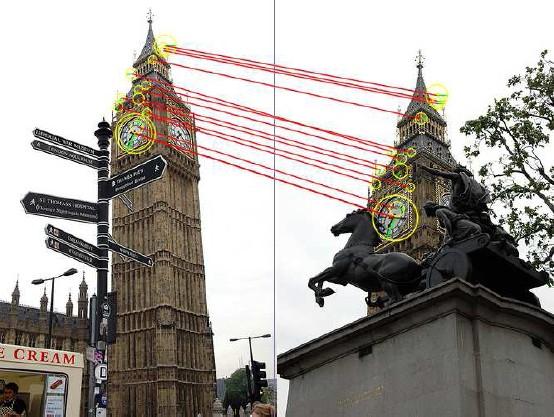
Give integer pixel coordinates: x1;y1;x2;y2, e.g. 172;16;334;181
420;164;518;255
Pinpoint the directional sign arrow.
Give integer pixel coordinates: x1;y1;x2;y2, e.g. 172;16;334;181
105;155;167;199
108;240;153;267
45;236;102;269
32;140;99;169
21;192;98;223
34;128;101;157
45;224;101;257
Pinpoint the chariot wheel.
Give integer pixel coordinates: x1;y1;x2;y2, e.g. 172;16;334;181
426;248;472;288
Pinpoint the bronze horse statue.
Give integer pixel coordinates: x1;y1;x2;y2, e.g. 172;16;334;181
308;209;422;307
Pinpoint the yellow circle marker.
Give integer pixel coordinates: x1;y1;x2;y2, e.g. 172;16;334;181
426;83;448;111
124;67;138;81
113;93;127;112
369;178;382;191
392;163;409;180
142;107;153;119
114;112;156;155
375;166;387;177
414;111;429;126
147;55;159;65
155;34;177;59
132;92;145;105
406;182;416;193
372;194;419;242
406;147;417;158
395;153;408;165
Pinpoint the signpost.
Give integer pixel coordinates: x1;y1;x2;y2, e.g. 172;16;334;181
32;140;100;169
108;239;153;267
45;237;101;269
21;192;99;223
22;124;167;417
105;155;167;199
45;224;101;257
33;128;100;157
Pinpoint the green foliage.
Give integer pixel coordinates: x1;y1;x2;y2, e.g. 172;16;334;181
461;50;554;284
223;368;249;415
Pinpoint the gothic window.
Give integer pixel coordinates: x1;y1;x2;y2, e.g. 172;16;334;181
29;334;36;347
15;332;22;345
0;332;5;343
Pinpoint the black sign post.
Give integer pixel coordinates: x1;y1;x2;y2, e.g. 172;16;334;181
23;123;167;417
105;154;167;199
108;239;153;267
45;237;101;269
21;192;99;223
32;140;100;169
94;120;111;417
45;224;101;257
34;128;101;157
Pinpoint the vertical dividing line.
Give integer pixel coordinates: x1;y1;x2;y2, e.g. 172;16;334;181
273;0;277;385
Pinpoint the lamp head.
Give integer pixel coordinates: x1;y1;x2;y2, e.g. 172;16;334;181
63;268;78;276
31;279;45;285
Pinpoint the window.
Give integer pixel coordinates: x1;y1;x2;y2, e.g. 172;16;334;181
29;334;36;347
15;332;22;346
0;332;5;343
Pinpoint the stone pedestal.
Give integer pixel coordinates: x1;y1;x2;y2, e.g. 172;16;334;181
278;279;554;417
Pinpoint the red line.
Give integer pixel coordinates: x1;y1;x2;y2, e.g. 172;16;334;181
134;130;371;210
145;77;397;154
166;45;433;98
166;60;408;118
147;109;376;184
167;48;418;102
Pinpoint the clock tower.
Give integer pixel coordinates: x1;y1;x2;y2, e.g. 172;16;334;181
367;54;457;313
109;18;216;417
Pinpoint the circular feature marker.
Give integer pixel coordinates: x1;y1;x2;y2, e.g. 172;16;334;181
392;163;409;180
426;83;449;111
372;194;419;242
155;34;177;59
414;112;429;126
369;178;382;191
406;147;417;158
114;112;156;155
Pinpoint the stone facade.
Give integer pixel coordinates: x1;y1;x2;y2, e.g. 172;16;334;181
0;276;90;417
107;20;216;417
279;279;554;417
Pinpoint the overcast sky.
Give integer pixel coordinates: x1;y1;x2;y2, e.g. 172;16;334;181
1;0;553;413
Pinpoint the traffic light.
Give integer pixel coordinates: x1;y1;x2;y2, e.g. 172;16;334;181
251;360;268;401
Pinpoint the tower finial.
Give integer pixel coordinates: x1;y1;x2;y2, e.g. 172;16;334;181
416;49;424;70
147;8;154;24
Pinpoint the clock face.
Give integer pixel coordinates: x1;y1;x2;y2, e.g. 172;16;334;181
374;196;410;240
440;192;451;207
121;117;149;151
168;119;192;152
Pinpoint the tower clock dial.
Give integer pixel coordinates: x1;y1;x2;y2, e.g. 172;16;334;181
121;116;149;151
169;119;193;154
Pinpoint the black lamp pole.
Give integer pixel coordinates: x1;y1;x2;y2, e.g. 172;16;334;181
32;267;78;348
229;333;271;402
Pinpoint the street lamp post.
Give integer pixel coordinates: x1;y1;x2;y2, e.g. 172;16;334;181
229;333;271;402
32;267;78;348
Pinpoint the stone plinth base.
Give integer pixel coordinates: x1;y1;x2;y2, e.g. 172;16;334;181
278;279;554;417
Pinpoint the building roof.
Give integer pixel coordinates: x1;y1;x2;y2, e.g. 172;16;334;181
134;19;165;66
398;63;446;128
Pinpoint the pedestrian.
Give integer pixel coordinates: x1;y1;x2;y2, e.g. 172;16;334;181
0;382;27;417
251;403;275;417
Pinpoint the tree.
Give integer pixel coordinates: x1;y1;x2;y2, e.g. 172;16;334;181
461;50;553;284
223;368;249;417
